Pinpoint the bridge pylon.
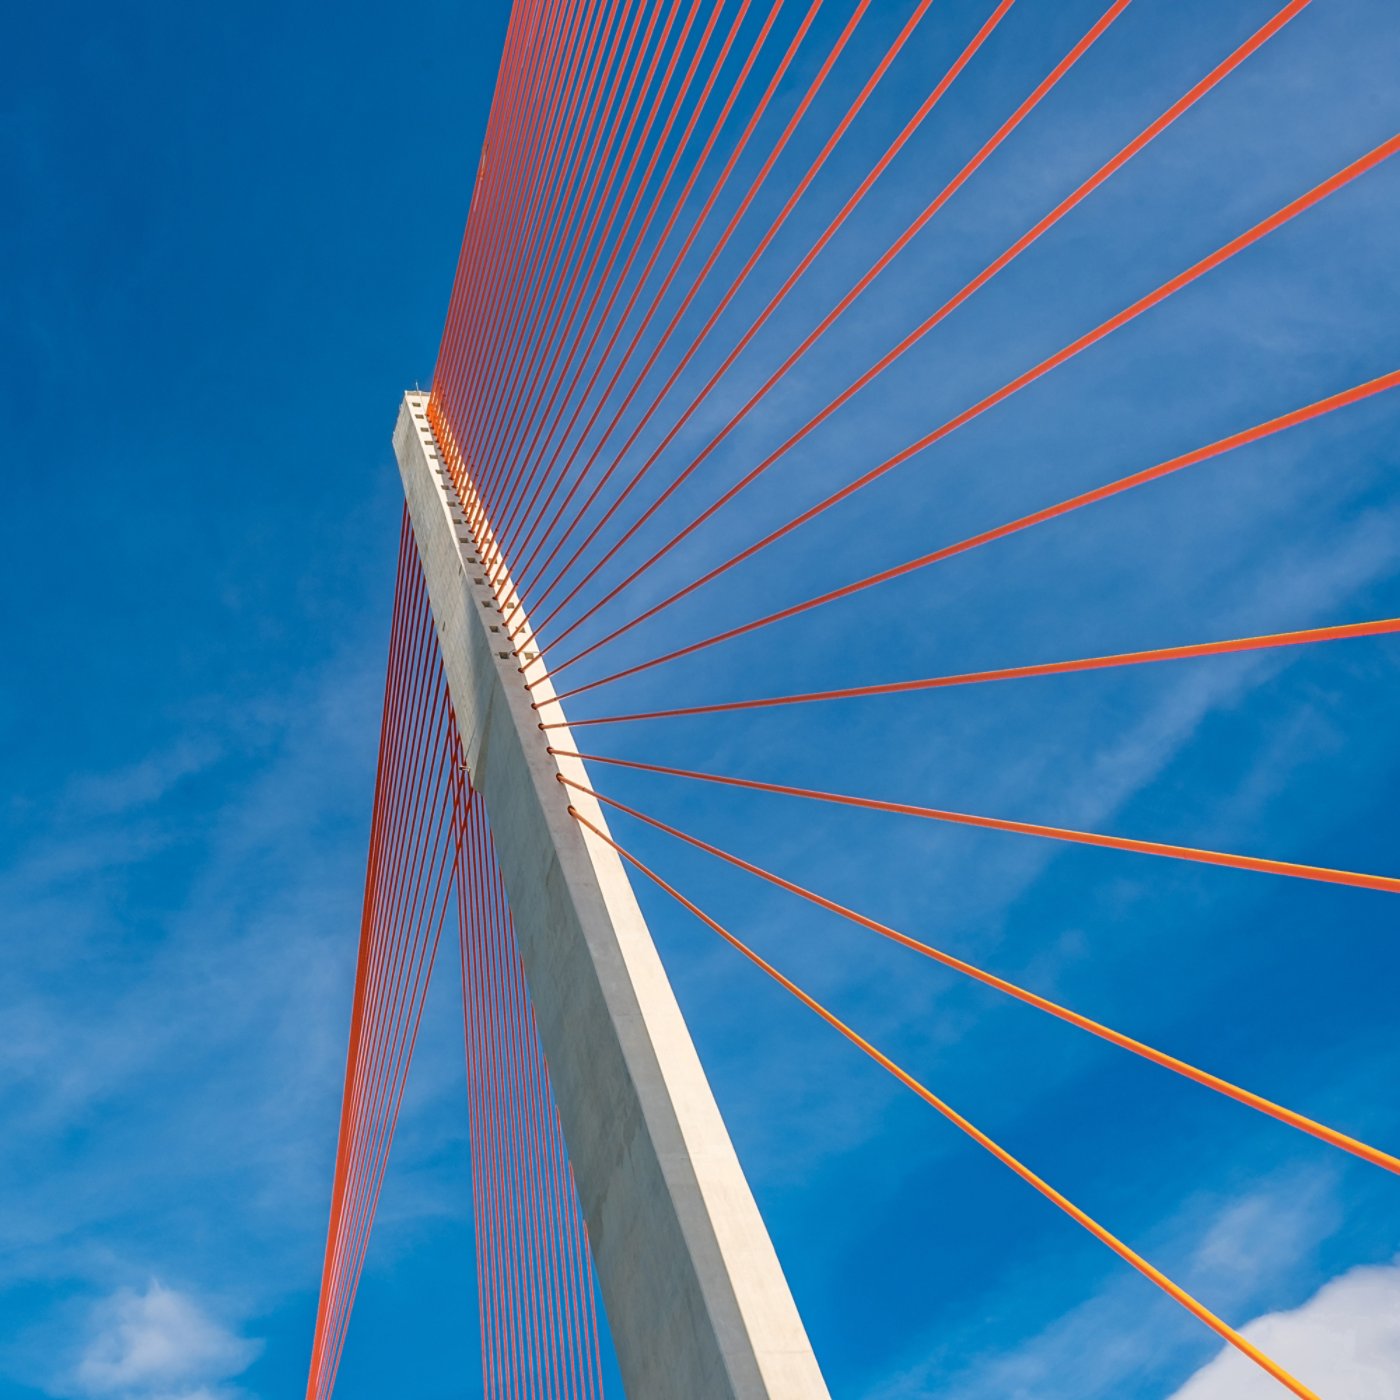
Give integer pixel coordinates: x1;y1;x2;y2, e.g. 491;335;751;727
395;391;830;1400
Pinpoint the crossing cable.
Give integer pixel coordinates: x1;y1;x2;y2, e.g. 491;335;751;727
481;0;719;551
320;731;459;1397
538;129;1399;678
485;799;538;1395
461;795;513;1396
563;772;1400;1176
476;0;689;517
537;350;1400;704
497;759;604;1396
513;793;606;1398
487;0;804;562
447;0;592;425
481;0;709;540
540;616;1400;728
501;0;1008;584
352;631;446;1030
466;792;518;1395
475;745;581;1398
560;1086;605;1399
467;0;646;503
502;827;556;1397
498;0;1002;602
477;0;741;540
344;724;456;1185
469;798;514;1397
493;0;809;583
507;0;1014;635
305;513;415;1396
498;0;877;596
445;0;589;479
322;724;459;1395
487;0;874;535
525;914;584;1395
494;0;800;586
335;532;426;1193
315;600;449;1392
551;749;1400;897
569;807;1323;1400
324;825;456;1398
531;13;1340;673
311;547;465;1398
466;0;640;520
457;778;607;1397
475;801;519;1400
450;787;495;1395
525;886;591;1396
522;0;1315;657
478;0;758;566
432;0;550;435
510;884;563;1396
430;0;543;425
521;0;1130;637
451;0;614;475
477;799;527;1396
313;608;427;1395
336;669;451;1197
438;0;577;452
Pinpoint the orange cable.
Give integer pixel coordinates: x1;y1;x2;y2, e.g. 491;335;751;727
568;806;1323;1400
561;773;1400;1177
539;615;1400;728
551;749;1400;896
540;366;1400;700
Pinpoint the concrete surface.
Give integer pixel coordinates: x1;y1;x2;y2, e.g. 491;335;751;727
393;392;830;1399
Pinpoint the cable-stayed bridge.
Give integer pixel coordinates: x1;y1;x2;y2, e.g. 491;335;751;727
302;2;1400;1395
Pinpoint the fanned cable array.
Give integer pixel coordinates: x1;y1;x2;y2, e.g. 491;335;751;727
456;782;608;1400
311;0;1400;1393
306;515;461;1400
306;519;605;1399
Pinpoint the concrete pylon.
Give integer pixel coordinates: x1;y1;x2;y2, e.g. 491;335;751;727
394;393;830;1399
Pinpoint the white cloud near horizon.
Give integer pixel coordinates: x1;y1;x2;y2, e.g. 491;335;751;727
1167;1258;1400;1400
66;1280;260;1400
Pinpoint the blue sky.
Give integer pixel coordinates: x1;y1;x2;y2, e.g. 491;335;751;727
2;2;1399;1398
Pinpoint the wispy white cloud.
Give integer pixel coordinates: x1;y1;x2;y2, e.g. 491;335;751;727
696;487;1400;1187
865;1165;1347;1400
65;1280;260;1400
1186;1171;1342;1296
0;641;397;1305
1168;1257;1400;1400
61;740;223;820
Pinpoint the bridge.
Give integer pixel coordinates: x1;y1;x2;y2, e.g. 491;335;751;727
300;2;1399;1395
